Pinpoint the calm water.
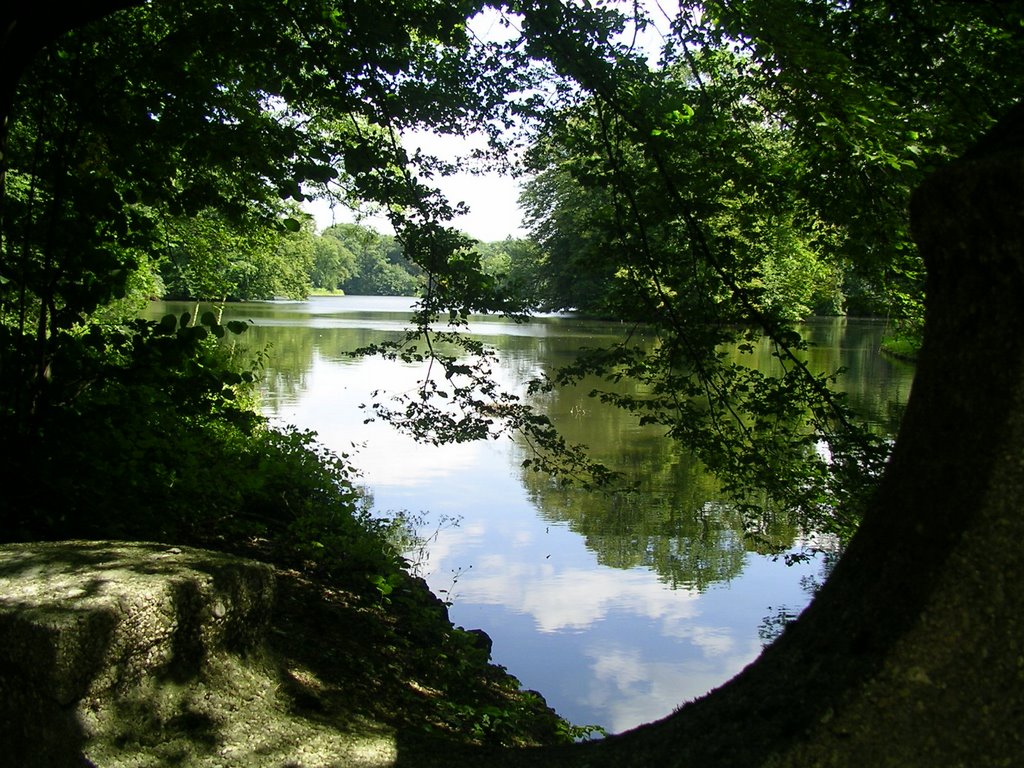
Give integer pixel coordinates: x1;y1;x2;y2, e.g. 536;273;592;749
147;296;915;733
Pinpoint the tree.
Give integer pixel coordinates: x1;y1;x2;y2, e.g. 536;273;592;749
402;100;1024;768
506;0;1024;542
1;2;1023;763
260;224;317;300
515;61;881;538
518;165;627;316
474;238;546;309
0;0;504;441
0;4;142;171
672;0;1024;323
310;232;357;292
324;223;423;295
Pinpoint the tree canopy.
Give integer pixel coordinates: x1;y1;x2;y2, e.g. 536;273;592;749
0;3;1022;760
3;0;1022;546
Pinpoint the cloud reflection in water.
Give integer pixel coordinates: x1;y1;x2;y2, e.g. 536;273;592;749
412;506;815;733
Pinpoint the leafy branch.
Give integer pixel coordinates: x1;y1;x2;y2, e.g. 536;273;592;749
349;316;622;490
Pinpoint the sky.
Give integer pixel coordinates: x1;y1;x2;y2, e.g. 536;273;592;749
302;9;528;242
302;1;679;243
303;133;527;243
302;167;526;243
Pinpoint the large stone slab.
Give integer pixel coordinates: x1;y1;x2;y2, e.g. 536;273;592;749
0;541;275;765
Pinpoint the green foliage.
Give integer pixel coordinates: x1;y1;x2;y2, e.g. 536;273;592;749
474;238;548;310
352;325;622;489
323;223;423;296
158;210;321;301
2;0;1019;575
880;316;924;362
0;0;517;576
310;231;358;292
676;0;1023;321
518;166;627;316
520;48;847;322
0;313;393;576
513;77;881;537
556;719;607;742
497;0;1023;542
0;0;509;378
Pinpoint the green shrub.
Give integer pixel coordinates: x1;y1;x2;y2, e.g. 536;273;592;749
1;315;394;577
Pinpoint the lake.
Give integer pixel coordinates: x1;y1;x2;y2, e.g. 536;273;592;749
147;296;915;734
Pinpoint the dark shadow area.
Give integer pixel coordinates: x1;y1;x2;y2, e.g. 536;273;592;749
0;657;98;767
259;565;566;745
166;579;206;683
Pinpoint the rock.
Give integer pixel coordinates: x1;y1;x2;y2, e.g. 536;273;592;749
0;540;275;767
0;540;555;767
465;628;493;657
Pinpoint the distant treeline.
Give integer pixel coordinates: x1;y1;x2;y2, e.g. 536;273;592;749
158;215;538;304
159;216;416;301
158;212;887;321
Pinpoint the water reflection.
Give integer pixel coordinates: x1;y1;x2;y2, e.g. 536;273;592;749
143;298;914;732
418;494;813;733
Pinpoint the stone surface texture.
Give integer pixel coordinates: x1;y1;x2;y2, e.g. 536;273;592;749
0;541;396;767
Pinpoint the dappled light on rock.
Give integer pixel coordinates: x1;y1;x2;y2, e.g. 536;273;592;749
0;541;399;767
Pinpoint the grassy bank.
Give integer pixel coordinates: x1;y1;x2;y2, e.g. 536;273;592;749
879;335;920;362
254;544;580;747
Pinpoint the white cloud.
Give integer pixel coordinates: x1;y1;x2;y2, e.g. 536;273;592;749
579;636;763;733
440;553;701;634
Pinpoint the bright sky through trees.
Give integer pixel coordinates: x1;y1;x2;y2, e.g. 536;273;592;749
303;131;527;241
304;0;679;241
